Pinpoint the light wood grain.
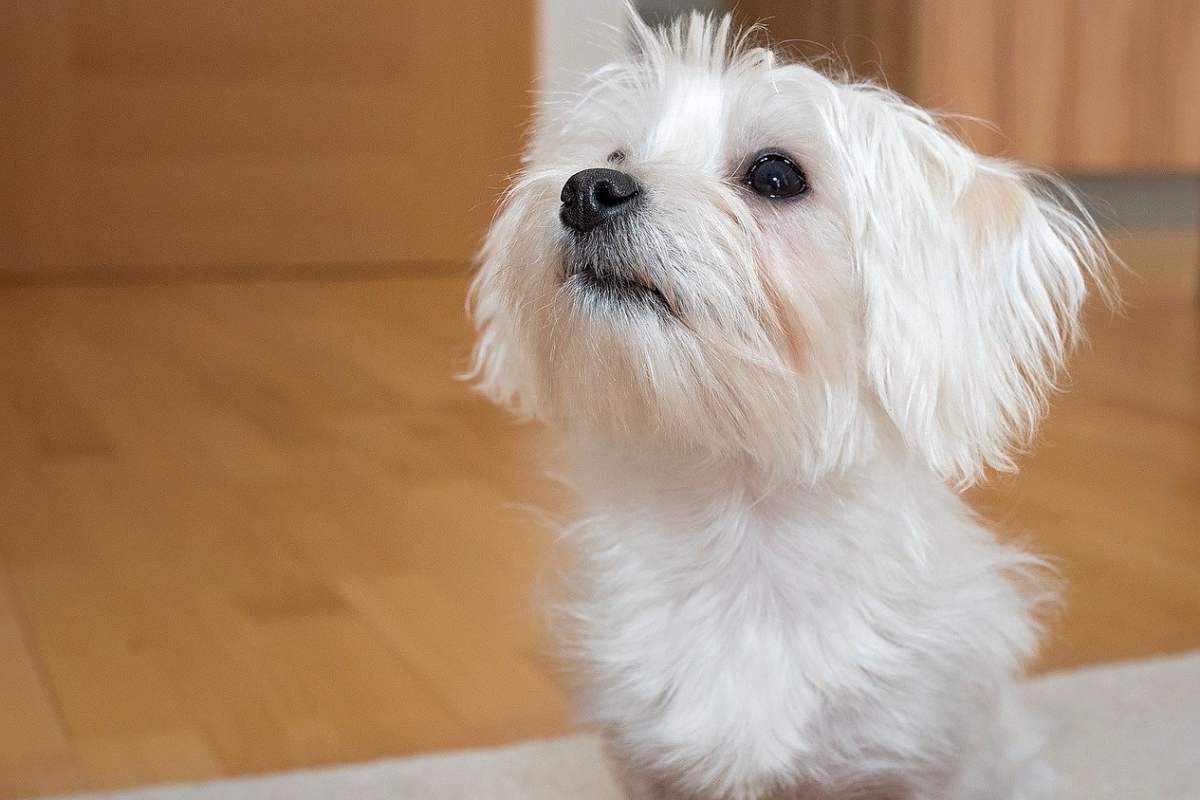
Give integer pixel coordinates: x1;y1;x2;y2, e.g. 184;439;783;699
739;0;1200;171
0;230;1196;796
0;571;77;798
74;731;221;792
0;1;532;272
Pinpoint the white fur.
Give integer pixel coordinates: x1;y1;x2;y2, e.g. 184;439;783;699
469;11;1110;800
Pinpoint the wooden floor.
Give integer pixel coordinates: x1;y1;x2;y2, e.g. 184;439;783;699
0;231;1197;798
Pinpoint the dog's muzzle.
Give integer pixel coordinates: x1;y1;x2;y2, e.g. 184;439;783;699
559;168;641;233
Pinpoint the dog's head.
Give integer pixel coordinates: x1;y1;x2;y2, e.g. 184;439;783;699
470;12;1110;485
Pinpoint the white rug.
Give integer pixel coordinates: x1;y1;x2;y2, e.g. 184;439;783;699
46;651;1200;800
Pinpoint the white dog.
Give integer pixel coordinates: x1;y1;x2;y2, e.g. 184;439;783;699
469;11;1110;800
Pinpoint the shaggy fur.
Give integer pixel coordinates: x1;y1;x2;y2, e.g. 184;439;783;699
469;11;1111;800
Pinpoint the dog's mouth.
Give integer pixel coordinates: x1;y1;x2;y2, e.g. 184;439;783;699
565;263;674;316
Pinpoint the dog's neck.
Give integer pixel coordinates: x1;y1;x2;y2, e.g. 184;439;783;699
564;431;946;530
558;434;974;621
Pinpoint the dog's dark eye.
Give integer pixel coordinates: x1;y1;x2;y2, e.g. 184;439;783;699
745;153;808;199
607;149;626;164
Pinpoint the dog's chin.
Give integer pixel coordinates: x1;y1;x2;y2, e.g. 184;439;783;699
562;258;674;318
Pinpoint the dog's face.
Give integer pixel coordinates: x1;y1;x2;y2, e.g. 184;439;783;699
471;14;1108;485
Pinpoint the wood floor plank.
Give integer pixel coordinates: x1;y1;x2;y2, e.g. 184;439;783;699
6;563;191;740
75;731;222;791
336;572;571;742
241;611;473;763
0;570;73;769
0;754;82;800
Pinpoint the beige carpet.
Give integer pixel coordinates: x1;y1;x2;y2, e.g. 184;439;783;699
45;652;1200;800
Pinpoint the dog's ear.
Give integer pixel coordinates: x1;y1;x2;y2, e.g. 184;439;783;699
466;196;540;420
838;87;1112;486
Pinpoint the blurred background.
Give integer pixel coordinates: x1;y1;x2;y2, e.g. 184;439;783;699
1;1;1196;797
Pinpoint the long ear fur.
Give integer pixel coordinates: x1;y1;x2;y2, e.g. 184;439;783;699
466;182;542;420
838;86;1113;486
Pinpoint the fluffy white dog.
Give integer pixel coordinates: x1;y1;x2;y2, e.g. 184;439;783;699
469;12;1110;800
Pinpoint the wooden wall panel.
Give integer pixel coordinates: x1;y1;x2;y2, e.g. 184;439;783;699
1153;0;1200;170
1037;0;1139;169
1003;0;1074;167
753;0;917;93
912;0;1007;155
1;1;533;272
0;2;81;271
738;0;1200;172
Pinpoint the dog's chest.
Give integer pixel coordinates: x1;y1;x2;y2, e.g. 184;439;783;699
571;511;916;787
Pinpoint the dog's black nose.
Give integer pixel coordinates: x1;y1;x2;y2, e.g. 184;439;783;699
560;168;641;232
